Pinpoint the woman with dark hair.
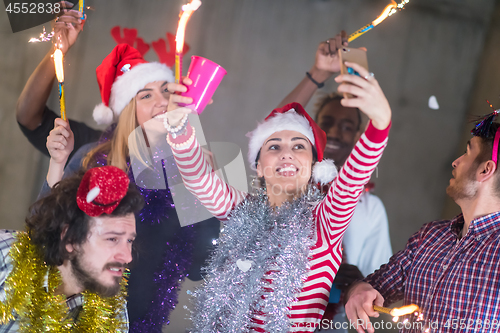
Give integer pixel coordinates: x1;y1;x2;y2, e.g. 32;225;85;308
162;62;391;332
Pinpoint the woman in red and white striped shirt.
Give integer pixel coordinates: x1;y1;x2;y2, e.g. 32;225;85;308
164;62;391;332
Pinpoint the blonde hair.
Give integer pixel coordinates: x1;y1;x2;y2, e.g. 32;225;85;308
83;98;139;171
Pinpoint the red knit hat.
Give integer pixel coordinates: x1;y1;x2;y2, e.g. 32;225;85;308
93;44;174;125
247;102;338;185
76;166;130;217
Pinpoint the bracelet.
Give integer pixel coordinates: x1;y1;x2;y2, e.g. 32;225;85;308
167;127;196;149
163;113;188;139
306;72;325;89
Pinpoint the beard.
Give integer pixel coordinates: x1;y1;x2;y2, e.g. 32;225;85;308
446;165;478;201
70;253;124;298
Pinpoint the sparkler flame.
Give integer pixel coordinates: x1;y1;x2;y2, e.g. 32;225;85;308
176;0;202;53
28;27;54;43
372;1;397;26
182;0;202;12
348;0;410;42
53;49;64;83
391;304;419;317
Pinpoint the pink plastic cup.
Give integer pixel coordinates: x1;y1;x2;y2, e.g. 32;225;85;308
179;56;227;114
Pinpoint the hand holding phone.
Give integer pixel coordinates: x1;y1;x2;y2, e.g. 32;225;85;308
338;47;369;98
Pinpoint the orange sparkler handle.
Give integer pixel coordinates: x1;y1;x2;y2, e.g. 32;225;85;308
59;83;66;121
348;23;374;42
373;305;392;315
175;53;182;84
79;0;85;19
348;0;404;42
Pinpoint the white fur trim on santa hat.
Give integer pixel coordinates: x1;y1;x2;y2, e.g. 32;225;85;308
246;109;315;166
109;62;174;120
312;159;338;185
93;103;114;125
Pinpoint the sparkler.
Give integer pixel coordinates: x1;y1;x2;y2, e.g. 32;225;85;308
348;0;410;42
79;0;85;19
374;304;420;322
175;0;202;83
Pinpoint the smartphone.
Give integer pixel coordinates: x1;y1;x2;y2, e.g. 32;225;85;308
338;47;369;98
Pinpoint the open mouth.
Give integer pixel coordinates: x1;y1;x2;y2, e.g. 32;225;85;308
152;110;168;119
107;267;124;276
325;138;344;152
104;262;126;276
276;164;298;177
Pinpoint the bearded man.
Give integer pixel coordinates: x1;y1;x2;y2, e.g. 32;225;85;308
0;166;143;332
344;115;500;333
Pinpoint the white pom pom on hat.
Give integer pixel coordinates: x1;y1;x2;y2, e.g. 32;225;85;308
92;103;114;125
312;159;338;185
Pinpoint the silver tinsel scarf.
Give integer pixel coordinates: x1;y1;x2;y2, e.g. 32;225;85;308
190;186;325;332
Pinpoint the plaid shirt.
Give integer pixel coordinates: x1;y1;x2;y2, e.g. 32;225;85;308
365;212;500;333
0;230;129;332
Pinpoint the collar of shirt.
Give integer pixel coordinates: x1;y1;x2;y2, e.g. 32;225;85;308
450;211;500;241
42;268;83;311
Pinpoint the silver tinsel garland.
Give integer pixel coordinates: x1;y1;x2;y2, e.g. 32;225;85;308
190;186;325;332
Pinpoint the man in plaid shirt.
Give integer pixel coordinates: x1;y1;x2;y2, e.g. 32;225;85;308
0;167;143;332
345;120;500;333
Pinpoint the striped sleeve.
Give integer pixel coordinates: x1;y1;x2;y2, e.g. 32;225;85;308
315;121;390;249
170;124;248;220
286;122;390;332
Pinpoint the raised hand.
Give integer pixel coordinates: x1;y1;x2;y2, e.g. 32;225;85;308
47;118;74;164
46;118;74;187
313;31;348;75
336;62;391;130
165;77;195;127
52;1;85;54
345;282;384;333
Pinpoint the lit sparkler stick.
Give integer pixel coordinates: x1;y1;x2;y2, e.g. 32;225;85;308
53;49;66;121
374;304;420;320
175;0;202;83
348;0;410;42
79;0;85;19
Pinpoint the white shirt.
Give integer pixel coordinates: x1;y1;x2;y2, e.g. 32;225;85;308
342;192;392;277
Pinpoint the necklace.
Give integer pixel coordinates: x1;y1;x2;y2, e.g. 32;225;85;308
0;232;128;332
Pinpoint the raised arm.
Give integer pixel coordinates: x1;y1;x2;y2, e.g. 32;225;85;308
16;4;84;130
170;128;247;220
276;32;348;109
316;61;391;236
46;118;74;187
164;80;247;220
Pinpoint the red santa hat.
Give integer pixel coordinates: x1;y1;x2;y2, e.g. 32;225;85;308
76;166;130;217
93;44;175;125
246;102;338;185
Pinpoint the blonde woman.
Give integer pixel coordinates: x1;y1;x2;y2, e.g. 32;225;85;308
44;44;220;332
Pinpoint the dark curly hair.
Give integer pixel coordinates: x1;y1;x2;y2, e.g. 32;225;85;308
25;169;144;266
473;122;500;162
